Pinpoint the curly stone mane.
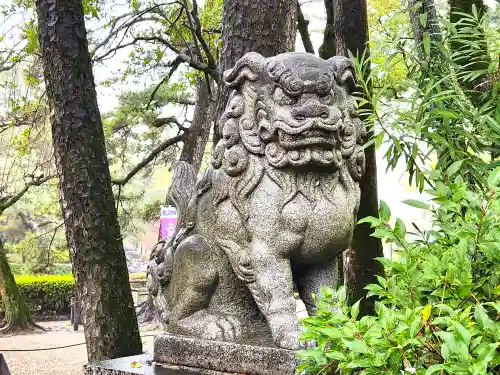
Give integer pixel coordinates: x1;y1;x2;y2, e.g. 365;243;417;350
210;52;366;222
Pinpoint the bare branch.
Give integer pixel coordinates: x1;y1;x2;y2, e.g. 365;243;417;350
111;134;186;186
0;175;56;214
147;56;183;109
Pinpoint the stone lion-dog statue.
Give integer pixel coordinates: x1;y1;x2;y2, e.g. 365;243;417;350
147;51;366;350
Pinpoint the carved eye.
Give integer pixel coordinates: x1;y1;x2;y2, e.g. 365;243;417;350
319;92;334;105
273;87;297;106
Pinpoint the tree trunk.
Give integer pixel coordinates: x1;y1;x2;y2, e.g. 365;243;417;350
179;77;214;174
36;0;142;361
409;0;442;49
297;2;315;55
213;0;297;144
319;0;335;59
0;240;38;333
333;0;383;315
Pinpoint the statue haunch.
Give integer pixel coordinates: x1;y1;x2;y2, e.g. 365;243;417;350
148;52;366;350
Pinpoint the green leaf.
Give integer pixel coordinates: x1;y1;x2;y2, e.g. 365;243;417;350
423;32;431;56
426;364;446;375
474;304;494;331
403;199;429;209
365;283;384;298
410;317;421;338
325;351;346;361
454;323;471;345
487;168;500;188
357;216;380;227
375;131;384;149
351;299;361;320
446;160;463;177
372;228;394;239
420;13;428;27
475;342;498;363
394;218;406;239
379;200;391;222
336;286;346;305
341;337;369;353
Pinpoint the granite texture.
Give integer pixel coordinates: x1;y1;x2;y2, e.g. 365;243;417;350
154;333;296;375
148;51;366;350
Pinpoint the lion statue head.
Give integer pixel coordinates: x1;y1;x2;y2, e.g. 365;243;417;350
212;52;366;181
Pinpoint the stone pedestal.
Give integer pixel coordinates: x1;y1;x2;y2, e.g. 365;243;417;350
154;333;296;375
84;354;196;375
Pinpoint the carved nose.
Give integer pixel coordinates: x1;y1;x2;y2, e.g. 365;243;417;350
292;102;329;120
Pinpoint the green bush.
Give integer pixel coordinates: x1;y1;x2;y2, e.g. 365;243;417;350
0;274;75;315
129;272;146;280
298;171;500;374
52;263;72;275
8;263;27;275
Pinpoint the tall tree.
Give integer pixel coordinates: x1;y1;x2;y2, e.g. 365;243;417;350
331;0;383;314
178;77;214;174
213;0;297;142
35;0;142;360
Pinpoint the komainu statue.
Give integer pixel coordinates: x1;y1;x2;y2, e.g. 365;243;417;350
148;51;365;350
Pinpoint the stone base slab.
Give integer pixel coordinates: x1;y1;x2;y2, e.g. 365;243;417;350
154;333;296;375
84;354;196;375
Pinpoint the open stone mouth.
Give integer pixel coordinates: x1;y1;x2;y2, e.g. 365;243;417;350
279;129;334;149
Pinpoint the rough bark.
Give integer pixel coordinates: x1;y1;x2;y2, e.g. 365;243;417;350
179;77;214;174
213;0;297;144
409;0;442;49
334;0;383;315
297;2;315;55
0;240;39;333
319;0;336;59
36;0;142;361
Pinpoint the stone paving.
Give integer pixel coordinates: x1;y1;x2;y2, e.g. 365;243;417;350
0;322;155;375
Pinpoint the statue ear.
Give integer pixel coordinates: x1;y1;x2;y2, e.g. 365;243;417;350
223;52;266;88
328;56;357;94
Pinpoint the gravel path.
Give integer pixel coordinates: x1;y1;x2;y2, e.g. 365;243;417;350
0;322;155;375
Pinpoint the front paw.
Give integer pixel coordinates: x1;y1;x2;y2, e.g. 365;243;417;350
276;330;300;350
204;316;239;342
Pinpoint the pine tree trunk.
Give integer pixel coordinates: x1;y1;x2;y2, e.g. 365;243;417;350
213;0;297;143
179;77;214;174
36;0;142;361
409;0;442;50
333;0;383;315
0;241;38;333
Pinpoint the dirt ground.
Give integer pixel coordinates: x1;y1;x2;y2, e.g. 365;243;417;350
0;322;155;375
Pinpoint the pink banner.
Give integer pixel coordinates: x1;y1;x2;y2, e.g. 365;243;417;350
160;206;177;239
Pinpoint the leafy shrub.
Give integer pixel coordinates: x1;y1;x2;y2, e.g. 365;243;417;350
298;170;500;374
8;263;27;275
129;272;146;280
52;263;72;275
0;274;75;315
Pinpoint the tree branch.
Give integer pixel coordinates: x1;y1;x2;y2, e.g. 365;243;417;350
146;56;183;109
0;175;55;214
111;133;186;186
297;2;315;54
